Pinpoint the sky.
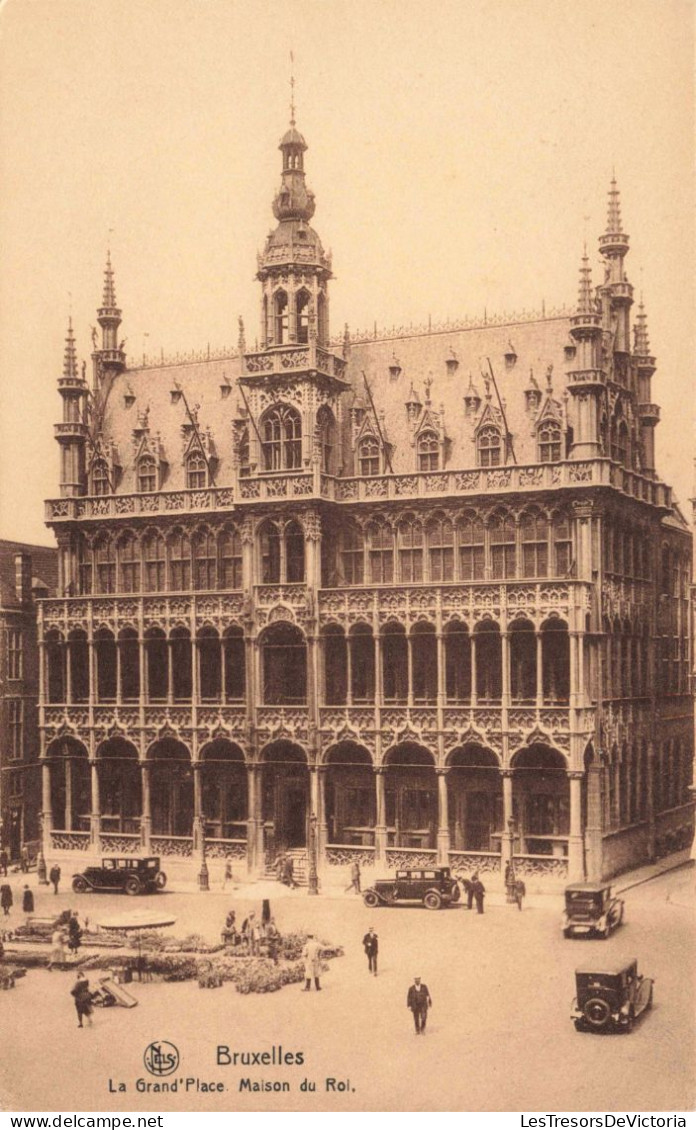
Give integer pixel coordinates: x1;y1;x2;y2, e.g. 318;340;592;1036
0;0;693;545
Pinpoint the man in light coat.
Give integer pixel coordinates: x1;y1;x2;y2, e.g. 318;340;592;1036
301;933;323;991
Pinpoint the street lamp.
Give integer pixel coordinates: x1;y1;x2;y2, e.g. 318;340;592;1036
505;819;517;904
307;813;319;896
36;812;48;885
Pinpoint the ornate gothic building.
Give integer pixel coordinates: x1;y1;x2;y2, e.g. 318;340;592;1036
39;115;693;885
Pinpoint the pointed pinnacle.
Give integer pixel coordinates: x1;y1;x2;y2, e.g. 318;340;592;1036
63;316;79;380
102;250;117;308
606;175;624;236
577;248;593;316
633;299;651;355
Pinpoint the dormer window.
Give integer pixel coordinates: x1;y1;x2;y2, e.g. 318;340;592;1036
477;425;502;468
186;451;208;489
137;454;157;493
92;459;110;496
538;422;562;463
359;436;380;476
417;431;439;471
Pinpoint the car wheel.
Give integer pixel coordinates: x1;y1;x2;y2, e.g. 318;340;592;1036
124;876;141;896
584;998;611;1028
72;876;88;894
450;884;461;903
155;871;167;890
624;1009;635;1034
646;985;653;1011
362;890;379;908
424;891;442;911
573;1019;585;1032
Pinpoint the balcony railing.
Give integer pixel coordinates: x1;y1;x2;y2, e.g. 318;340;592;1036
241;342;348;382
45;458;672;523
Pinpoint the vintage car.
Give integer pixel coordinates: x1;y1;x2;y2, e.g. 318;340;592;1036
571;960;653;1033
562;882;624;938
72;857;167;896
362;867;460;910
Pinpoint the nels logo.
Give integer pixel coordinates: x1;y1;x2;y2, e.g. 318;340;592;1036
144;1041;180;1077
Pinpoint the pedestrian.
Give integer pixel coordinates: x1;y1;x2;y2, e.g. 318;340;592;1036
222;858;233;891
0;849;8;876
362;926;378;976
0;883;12;916
266;918;280;965
459;873;473;909
49;864;61;895
22;884;34;915
301;933;323;991
283;856;298;889
48;927;66;971
513;878;526;911
467;872;479;911
472;875;486;914
345;860;361;895
242;912;260;955
407;976;432;1035
275;852;286;883
70;971;94;1028
67;912;82;959
20;846;29;873
261;898;271;927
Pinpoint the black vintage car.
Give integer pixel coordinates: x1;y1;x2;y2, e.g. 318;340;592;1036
72;857;167;896
562;882;624;938
571;960;653;1033
362;867;460;910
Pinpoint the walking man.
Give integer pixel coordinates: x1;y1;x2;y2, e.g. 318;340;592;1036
362;926;378;976
407;976;432;1035
345;860;361;895
70;971;94;1028
301;933;323;991
49;865;61;895
513;878;526;910
472;875;486;914
0;883;12;916
0;849;8;877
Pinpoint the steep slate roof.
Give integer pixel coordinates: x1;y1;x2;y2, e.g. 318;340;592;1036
100;313;574;489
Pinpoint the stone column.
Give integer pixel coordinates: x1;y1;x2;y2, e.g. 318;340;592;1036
568;771;584;881
64;757;73;832
536;632;543;710
192;761;204;853
584;762;603;881
140;762;152;852
41;758;53;842
374;766;387;864
436;768;450;866
317;766;328;860
436;631;446;709
89;757;100;849
501;769;514;871
246;762;259;874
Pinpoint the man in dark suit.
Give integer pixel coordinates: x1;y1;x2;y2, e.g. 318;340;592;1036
362;927;378;975
406;976;432;1034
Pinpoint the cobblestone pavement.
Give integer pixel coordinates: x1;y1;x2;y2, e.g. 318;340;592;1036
0;867;692;1113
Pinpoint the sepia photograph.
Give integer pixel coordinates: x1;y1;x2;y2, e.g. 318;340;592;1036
0;0;693;1117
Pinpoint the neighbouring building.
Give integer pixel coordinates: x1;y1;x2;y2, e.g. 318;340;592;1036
38;112;693;885
0;540;58;862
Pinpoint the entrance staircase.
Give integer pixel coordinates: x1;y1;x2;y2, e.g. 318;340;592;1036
263;848;308;886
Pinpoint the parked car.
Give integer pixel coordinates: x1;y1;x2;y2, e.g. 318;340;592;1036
362;867;460;910
72;857;167;896
562;882;624;938
571;960;653;1033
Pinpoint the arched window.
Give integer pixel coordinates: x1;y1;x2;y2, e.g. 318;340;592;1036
358;436;380;476
262;405;302;470
317;406;336;474
489;513;516;579
260;522;281;583
541;620;570;703
92;459;110;496
341;521;364;585
46;631;66;703
237;427;250;477
475;622;502;702
169;530;191;590
145;628;168;701
521;512;548;578
68;630;89;704
427;516;454;582
417;431;439;471
458;514;485;580
94;535;116;594
411;623;437;702
170;627;192;701
398;517;423;582
262;624;307;704
118;628;140;701
617;422;629;466
286;520;305;583
444;621;470;702
510;619;536;702
274;290;289;344
382;623;408;703
198;627;221;702
323;626;347;705
538;422;562;463
317;292;327;345
367;521;394;584
219;528;242;589
137;455;157;493
95;628;117;701
77;534;93;595
186;451;207;489
192;529;217;591
477;425;501;467
143;530;166;592
296;290;310;344
552;512;572;576
349;624;375;701
223;626;246;701
118;533;140;593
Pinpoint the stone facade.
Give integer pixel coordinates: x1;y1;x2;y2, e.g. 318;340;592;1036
39;120;693;885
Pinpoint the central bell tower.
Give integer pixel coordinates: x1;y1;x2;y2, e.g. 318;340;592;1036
256;113;332;349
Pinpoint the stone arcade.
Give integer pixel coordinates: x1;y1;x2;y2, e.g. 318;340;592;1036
39;114;693;885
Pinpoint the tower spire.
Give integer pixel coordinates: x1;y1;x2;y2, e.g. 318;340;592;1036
63;316;79;381
289;51;296;127
102;249;117;307
576;245;594;316
633;297;651;356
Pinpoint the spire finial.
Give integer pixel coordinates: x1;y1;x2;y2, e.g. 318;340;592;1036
606;174;623;236
63;315;79;381
633;296;651;356
576;246;593;316
289;51;296;126
102;248;117;308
